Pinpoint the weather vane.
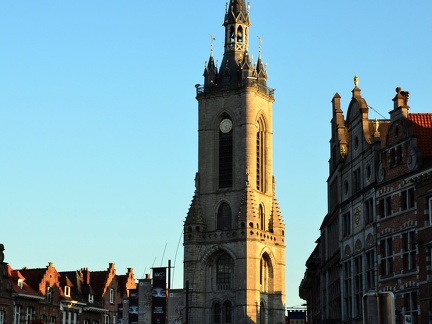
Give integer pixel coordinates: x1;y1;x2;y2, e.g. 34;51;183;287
258;36;262;55
209;34;216;54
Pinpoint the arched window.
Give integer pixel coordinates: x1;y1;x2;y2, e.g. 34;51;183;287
237;26;243;42
217;253;234;291
219;116;233;188
260;301;266;324
256;117;266;192
213;302;221;323
229;26;235;43
223;301;232;323
259;204;265;230
217;203;232;230
260;254;272;292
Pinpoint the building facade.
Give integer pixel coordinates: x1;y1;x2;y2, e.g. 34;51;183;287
183;1;286;323
300;78;432;323
0;247;136;324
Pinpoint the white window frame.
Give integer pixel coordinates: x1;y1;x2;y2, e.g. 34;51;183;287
109;288;115;304
0;310;5;324
64;286;71;297
89;294;94;303
50;315;56;324
47;286;53;302
17;279;24;289
25;307;33;323
104;314;110;324
14;305;21;324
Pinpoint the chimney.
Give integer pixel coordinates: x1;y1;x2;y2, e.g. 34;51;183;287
390;87;409;121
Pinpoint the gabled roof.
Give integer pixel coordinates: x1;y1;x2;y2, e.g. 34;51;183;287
8;265;44;300
408;113;432;158
19;268;47;291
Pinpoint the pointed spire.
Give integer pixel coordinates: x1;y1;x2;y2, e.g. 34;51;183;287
224;0;250;26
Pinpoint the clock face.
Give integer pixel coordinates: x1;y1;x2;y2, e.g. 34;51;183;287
220;119;233;133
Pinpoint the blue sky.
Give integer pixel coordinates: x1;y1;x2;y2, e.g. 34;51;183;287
1;0;431;309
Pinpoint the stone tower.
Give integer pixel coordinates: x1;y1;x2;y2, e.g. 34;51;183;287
183;1;285;323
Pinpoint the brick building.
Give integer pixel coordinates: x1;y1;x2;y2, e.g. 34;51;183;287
299;78;432;323
0;247;136;324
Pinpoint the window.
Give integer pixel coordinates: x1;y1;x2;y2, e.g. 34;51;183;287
256;117;266;192
353;169;361;192
25;307;33;324
342;212;351;237
223;301;232;323
365;250;375;290
47;286;53;303
402;231;417;272
401;188;415;210
364;198;374;224
14;305;21;324
260;256;271;292
378;196;392;218
354;256;363;317
217;203;232;230
259;205;265;230
109;288;115;304
343;261;352;319
104;314;109;324
213;302;221;323
64;286;71;297
18;279;24;289
212;301;232;324
89;294;94;303
219;117;233;188
403;292;418;322
380;238;393;276
50;316;56;324
0;310;5;324
259;301;265;324
216;253;234;291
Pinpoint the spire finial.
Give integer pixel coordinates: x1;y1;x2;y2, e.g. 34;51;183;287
209;34;216;55
258;36;262;56
354;75;359;88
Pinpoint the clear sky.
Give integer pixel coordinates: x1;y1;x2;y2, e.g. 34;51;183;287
1;0;431;309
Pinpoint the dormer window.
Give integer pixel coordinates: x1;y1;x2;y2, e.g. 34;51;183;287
89;294;94;303
18;279;24;289
64;286;71;297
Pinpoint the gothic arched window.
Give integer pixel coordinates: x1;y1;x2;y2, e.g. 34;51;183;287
237;26;243;42
217;203;232;230
260;254;273;292
256;117;266;192
219;116;233;188
223;301;233;323
216;253;234;291
213;302;221;323
259;204;265;230
260;301;266;324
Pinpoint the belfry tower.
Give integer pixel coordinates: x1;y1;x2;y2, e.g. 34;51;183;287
183;1;285;323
